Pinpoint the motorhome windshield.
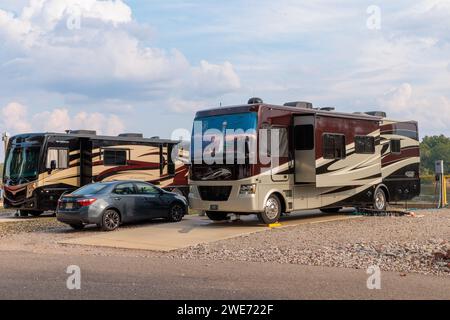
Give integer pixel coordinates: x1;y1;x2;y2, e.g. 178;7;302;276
4;146;41;182
192;112;257;163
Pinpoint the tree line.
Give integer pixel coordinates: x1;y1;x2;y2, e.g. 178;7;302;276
420;135;450;175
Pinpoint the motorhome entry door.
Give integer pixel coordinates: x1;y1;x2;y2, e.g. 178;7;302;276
293;115;316;184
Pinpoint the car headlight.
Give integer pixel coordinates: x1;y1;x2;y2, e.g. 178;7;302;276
239;184;256;195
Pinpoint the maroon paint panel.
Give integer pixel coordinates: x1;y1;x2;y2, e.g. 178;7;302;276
382;147;420;167
315;116;379;160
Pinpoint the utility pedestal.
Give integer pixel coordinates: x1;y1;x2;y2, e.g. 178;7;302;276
435;160;447;208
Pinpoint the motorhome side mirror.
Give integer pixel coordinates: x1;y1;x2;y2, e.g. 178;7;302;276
49;160;57;172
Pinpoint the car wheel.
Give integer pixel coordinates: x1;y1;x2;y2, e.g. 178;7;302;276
373;187;387;211
258;194;281;224
320;207;342;214
205;211;229;221
69;223;85;230
101;209;121;231
167;203;185;222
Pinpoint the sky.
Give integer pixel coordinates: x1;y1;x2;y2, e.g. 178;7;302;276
1;0;450;158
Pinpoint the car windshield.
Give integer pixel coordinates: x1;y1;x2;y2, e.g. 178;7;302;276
72;183;109;196
4;146;41;181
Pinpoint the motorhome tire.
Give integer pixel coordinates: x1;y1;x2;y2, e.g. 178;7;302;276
373;187;387;211
19;210;29;217
258;194;281;224
205;212;229;221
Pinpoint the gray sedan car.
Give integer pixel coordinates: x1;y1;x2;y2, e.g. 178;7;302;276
56;181;187;231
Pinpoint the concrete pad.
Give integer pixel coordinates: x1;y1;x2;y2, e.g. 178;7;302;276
59;212;361;252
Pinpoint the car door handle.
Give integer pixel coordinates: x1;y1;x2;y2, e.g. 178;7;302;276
114;197;121;201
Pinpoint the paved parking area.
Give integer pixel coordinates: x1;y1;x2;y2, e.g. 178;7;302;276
59;211;359;251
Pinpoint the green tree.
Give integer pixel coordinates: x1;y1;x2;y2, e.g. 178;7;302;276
420;135;450;175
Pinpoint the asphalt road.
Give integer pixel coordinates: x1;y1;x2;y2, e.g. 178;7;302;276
0;250;448;300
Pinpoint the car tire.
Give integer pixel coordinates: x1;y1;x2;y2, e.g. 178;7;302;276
69;223;85;230
101;209;121;231
167;203;185;222
373;187;387;211
258;194;281;224
320;207;342;214
205;211;229;221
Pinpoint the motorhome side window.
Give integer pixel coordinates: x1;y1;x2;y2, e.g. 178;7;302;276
390;139;401;154
294;125;314;150
262;125;288;157
103;149;128;166
46;148;69;169
355;136;375;154
323;134;346;159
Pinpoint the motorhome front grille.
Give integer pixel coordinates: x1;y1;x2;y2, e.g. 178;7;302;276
198;186;232;201
5;189;26;203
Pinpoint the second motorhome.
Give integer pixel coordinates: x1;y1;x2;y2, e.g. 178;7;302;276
189;98;420;223
2;131;189;216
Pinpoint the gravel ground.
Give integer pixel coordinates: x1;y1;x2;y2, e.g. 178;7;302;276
0;207;448;277
173;209;450;276
0;209;62;237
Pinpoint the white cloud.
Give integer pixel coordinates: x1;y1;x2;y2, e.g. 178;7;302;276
378;83;450;137
166;97;207;113
0;0;241;109
1;102;126;136
1;102;32;133
378;83;413;111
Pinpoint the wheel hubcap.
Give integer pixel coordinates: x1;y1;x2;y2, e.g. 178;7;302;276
375;191;385;210
265;197;279;220
171;205;183;220
105;211;119;229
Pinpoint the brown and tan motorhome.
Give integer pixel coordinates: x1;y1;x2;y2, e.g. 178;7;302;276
188;98;420;224
2;130;188;216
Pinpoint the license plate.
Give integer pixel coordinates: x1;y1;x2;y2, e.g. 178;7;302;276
209;204;219;211
65;203;73;210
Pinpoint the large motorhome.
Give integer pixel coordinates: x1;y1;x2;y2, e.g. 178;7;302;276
189;98;420;224
2;130;188;216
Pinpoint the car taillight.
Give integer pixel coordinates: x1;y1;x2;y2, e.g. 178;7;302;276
77;198;97;207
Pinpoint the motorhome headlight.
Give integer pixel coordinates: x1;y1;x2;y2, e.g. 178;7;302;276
26;182;37;198
239;184;256;194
